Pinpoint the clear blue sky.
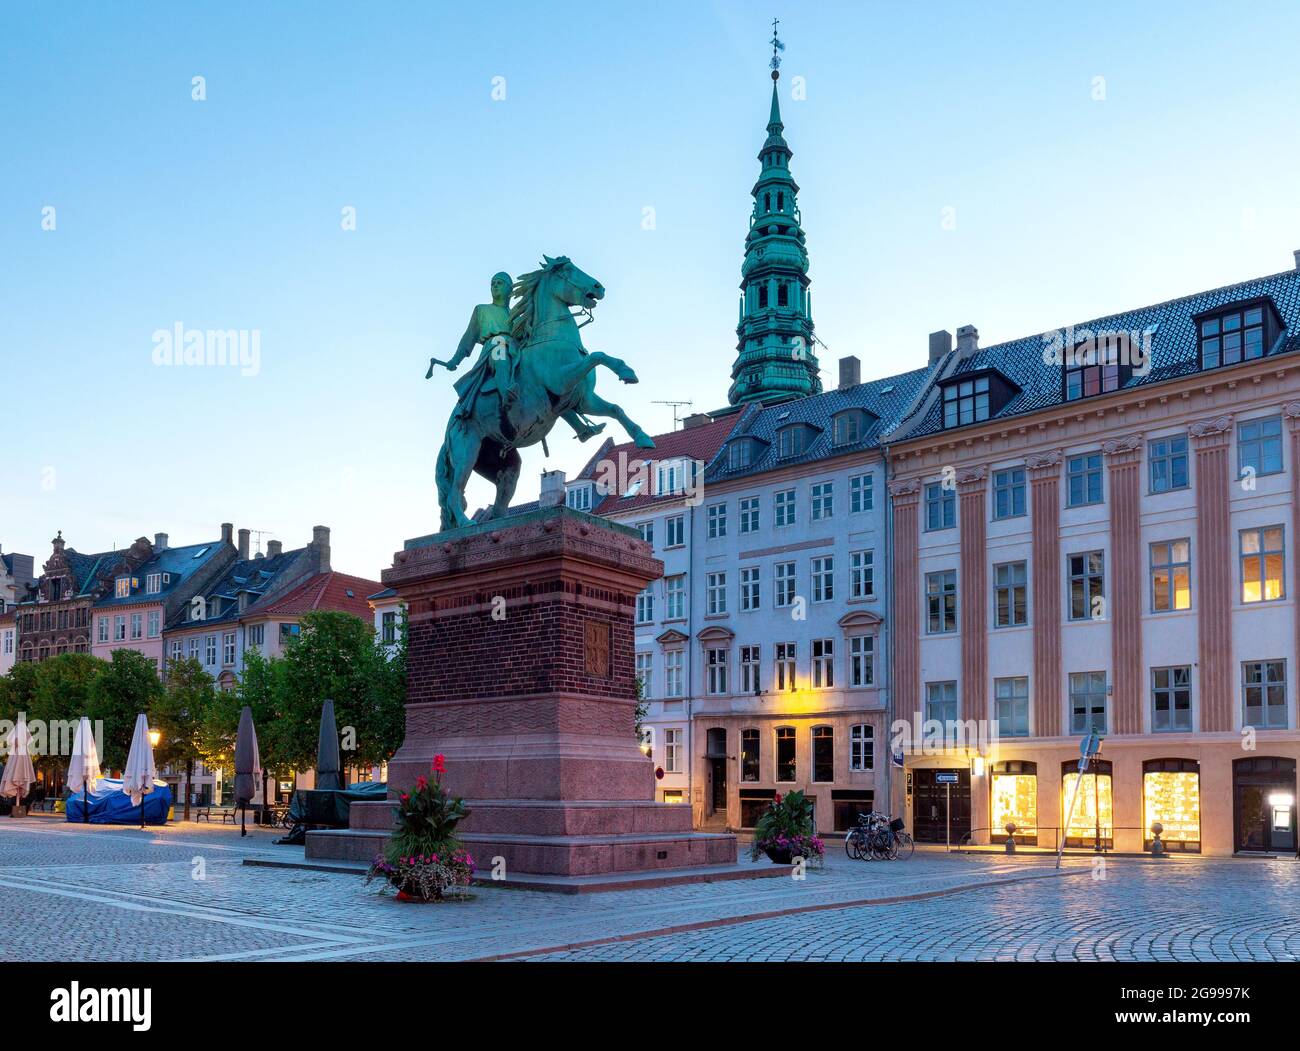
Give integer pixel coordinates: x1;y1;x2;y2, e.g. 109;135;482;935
3;0;1298;579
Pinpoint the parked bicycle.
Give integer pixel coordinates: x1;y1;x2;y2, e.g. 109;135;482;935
844;812;914;861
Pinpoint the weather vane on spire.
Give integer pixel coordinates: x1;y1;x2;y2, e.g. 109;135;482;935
769;17;784;79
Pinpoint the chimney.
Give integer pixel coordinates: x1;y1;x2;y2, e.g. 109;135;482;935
838;356;861;390
311;525;331;573
154;532;168;552
539;469;566;508
928;330;953;364
237;528;250;560
220;522;234;546
266;540;282;558
682;412;710;430
956;324;979;360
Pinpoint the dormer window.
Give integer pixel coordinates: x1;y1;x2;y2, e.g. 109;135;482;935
209;597;222;617
655;459;699;497
728;439;756;471
1063;332;1139;401
145;573;162;595
565;485;593;511
832;409;872;447
941;369;1018;428
115;577;131;599
1198;299;1282;370
774;424;806;460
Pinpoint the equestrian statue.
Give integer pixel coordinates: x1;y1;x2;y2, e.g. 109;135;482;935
427;256;656;530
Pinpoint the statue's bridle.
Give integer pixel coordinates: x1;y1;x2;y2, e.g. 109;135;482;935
539;263;597;330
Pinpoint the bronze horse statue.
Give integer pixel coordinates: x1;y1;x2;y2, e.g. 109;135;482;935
433;256;656;530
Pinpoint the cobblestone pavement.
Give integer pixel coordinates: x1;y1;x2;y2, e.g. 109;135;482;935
2;816;1297;961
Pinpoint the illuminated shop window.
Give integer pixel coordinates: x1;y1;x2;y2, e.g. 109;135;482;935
1143;758;1201;853
990;760;1037;841
1061;759;1113;848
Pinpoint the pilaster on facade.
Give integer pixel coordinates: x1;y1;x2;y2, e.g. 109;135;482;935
1189;414;1234;733
1287;404;1300;725
888;477;922;722
1026;450;1063;737
1103;434;1144;735
957;466;988;725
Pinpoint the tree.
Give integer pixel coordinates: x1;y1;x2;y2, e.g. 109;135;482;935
90;649;164;771
151;658;218;820
32;653;106;782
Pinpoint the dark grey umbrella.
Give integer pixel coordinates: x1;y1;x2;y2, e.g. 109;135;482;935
315;698;343;792
233;706;261;837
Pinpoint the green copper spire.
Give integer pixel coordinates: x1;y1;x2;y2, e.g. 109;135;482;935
727;22;821;406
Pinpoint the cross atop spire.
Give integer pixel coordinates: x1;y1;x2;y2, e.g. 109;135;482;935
769;18;785;79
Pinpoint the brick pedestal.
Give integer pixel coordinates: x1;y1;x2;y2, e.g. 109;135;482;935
306;506;737;877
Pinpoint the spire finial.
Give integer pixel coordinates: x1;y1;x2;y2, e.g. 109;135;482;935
769;17;784;81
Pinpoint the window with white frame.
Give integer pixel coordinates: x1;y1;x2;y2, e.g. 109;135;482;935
130;613;143;640
223;631;236;665
707;503;727;539
926;570;957;634
636;586;654;624
566;485;592;511
1151;665;1192;732
1148;435;1189;493
147;611;161;638
812;637;834;688
115;577;131;599
994;676;1029;737
1243;659;1287;729
635;652;653;698
994;561;1028;627
665;575;686;619
775;488;796;527
775;642;796;691
205;635;217;666
850;473;873;513
1068;552;1105;620
1069;671;1108;734
706;647;729;695
811;481;834;520
740;644;760;693
739;496;760;533
114;615;126;642
1238;416;1284;478
812;556;834;602
740;566;760;611
849;635;874;687
664;648;684;698
992;467;1026;519
925;681;958;726
665;515;685;548
1150;539;1191;612
925;483;955;531
169;639;182;662
1066;453;1103;506
664;728;683;773
187;637;200;661
850;550;874;599
98;616;109;644
145;573;162;595
246;623;265;649
1240;526;1285;603
850;723;874;771
706;572;727;616
774;561;796;607
637;521;654;545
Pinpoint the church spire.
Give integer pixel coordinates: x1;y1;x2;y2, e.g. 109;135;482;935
727;21;821;407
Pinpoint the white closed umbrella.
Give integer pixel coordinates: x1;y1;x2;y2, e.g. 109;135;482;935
1;714;37;812
67;716;102;824
121;713;157;828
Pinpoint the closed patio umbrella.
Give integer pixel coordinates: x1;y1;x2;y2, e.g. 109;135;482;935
315;699;343;792
67;716;102;825
0;715;37;814
121;714;157;829
233;706;262;838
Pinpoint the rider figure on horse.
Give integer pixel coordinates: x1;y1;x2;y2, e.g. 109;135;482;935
428;271;605;442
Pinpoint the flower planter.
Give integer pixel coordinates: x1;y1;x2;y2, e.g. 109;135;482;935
762;846;794;865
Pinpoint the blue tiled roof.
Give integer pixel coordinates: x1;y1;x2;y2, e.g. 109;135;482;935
166;547;309;629
905;267;1300;440
68;549;128;597
92;540;228;608
706;365;933;482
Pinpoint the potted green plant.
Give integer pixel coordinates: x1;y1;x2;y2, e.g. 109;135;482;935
749;789;825;865
365;754;476;901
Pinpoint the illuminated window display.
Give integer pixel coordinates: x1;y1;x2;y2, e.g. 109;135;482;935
1143;758;1200;852
990;761;1037;842
1061;759;1113;847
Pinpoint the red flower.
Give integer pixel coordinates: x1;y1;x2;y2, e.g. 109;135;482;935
415;775;428;791
400;793;410;804
432;754;447;775
774;793;783;805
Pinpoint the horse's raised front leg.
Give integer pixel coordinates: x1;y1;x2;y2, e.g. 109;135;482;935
574;389;656;449
551;350;639;391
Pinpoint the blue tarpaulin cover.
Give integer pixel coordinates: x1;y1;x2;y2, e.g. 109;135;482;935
65;778;171;824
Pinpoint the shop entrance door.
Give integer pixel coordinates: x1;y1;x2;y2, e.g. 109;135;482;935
912;768;971;843
1234;757;1297;853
